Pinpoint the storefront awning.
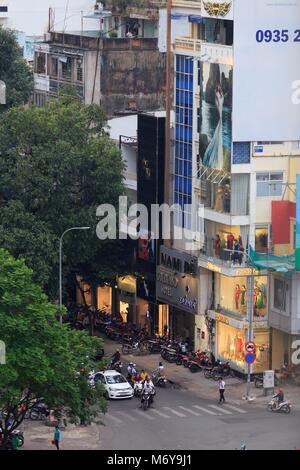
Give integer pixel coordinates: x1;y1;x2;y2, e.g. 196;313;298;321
249;246;295;273
117;275;136;294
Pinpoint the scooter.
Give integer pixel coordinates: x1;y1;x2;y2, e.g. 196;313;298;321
133;381;144;398
152;371;167;387
267;396;291;413
141;391;152;410
188;360;202;373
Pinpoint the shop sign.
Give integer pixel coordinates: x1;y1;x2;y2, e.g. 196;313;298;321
156;265;198;314
159;246;197;275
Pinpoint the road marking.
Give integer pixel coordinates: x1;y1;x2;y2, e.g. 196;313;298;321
223;404;247;414
105;414;123;424
178;406;201;416
133;409;155;420
150;409;171;419
192;405;217;416
116;411;137;421
208;405;232;415
163;407;186;418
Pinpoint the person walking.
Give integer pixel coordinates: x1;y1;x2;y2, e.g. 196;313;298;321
219;377;226;404
53;425;61;450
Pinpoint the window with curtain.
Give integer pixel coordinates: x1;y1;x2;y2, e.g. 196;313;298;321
231;174;250;215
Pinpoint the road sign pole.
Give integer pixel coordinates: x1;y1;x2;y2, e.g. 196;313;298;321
245;273;255;400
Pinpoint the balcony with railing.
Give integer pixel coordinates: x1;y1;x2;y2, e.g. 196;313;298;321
174;36;233;65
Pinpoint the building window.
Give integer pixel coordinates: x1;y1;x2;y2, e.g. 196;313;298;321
51;57;58;77
35;53;46;74
60;57;72;81
255;227;269;253
256;172;283;197
76;61;83;82
0;6;8;12
273;278;288;312
174;55;193;229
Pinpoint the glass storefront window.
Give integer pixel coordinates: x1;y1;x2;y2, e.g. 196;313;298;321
97;286;112;314
216;323;270;373
252;331;270;372
216;323;246;371
219;275;268;318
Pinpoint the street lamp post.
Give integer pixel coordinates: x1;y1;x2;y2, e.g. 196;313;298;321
59;226;90;323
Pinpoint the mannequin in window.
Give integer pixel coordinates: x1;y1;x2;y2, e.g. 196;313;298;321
214;234;221;258
234;284;241;310
240;285;246;312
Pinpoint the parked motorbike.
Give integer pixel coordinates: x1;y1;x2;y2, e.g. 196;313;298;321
122;341;146;355
188;360;203;373
254;374;280;388
212;362;236;380
267;396;291;413
29;404;50;421
0;429;24;449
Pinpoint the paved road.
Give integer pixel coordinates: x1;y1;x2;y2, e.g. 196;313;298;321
99;386;300;450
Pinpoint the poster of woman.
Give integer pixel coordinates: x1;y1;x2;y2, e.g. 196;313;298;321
199;62;232;172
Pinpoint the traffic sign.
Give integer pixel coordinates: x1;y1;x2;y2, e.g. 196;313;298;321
245;353;256;364
245;341;256;353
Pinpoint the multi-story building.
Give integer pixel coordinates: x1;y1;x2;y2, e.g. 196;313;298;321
33;4;166;115
0;2;8;28
157;0;300;376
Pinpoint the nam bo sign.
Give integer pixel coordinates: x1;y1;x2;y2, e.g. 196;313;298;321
156;246;198;313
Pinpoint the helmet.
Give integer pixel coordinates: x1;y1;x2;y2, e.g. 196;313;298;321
116;349;119;352
129;362;133;366
159;362;163;366
133;364;136;368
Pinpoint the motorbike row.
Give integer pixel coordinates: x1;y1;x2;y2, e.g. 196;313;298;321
160;343;236;379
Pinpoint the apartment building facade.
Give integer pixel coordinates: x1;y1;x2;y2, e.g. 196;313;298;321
157;0;300;376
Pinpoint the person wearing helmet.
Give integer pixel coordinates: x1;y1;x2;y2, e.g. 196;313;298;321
140;369;147;381
142;376;155;406
111;349;121;366
157;362;164;377
127;362;137;384
273;388;284;409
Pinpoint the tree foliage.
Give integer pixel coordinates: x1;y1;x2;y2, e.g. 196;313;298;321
0;96;132;301
0;27;33;111
0;249;107;449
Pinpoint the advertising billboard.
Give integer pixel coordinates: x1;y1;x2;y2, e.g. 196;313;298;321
199;62;233;172
233;0;300;142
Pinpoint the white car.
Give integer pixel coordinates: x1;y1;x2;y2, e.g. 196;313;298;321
90;370;134;399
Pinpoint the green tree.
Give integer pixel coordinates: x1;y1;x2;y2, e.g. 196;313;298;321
0;96;132;304
0;249;107;449
0;27;33;111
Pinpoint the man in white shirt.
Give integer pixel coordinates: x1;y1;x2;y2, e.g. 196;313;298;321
219;377;226;404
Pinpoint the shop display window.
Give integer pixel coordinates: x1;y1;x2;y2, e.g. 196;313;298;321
252;331;270;373
97;286;112;314
219;275;268;318
216;323;246;371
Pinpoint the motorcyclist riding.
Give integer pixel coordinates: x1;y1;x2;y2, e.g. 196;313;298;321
127;362;137;384
142;376;155;406
273;388;284;409
111;349;121;366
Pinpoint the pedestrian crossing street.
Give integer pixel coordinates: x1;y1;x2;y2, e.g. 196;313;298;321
104;403;248;425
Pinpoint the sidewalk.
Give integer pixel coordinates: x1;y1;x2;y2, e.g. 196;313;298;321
102;336;300;410
21;420;101;450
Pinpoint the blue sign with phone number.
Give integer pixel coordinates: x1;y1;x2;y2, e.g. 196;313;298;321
256;29;300;43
